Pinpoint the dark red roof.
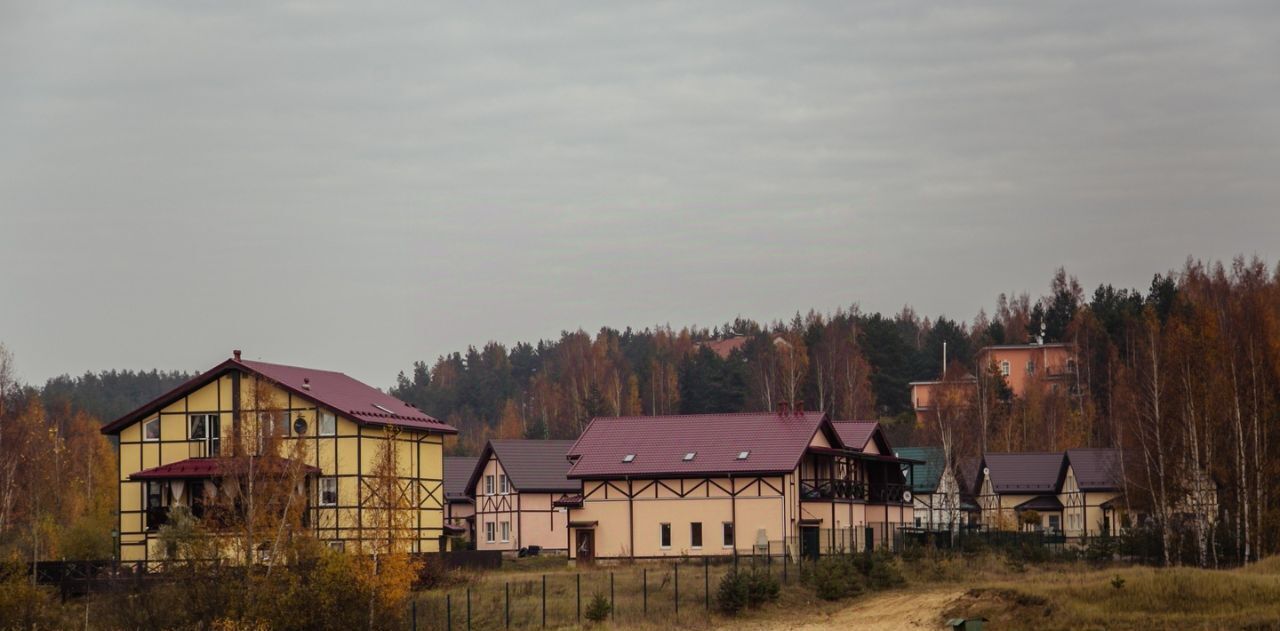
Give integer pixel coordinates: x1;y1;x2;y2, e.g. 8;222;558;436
130;456;320;480
1065;448;1124;491
981;452;1067;493
465;440;579;494
1014;495;1064;512
832;421;891;453
566;411;837;479
101;355;456;435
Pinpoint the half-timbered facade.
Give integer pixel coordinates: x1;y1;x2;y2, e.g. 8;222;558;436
894;447;964;530
101;351;456;561
976;449;1125;538
562;411;915;561
443;456;479;546
465;440;579;554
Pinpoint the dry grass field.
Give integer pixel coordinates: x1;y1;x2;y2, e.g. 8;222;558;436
411;553;1280;630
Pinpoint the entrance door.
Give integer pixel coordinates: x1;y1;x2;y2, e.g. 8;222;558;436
575;529;594;562
800;526;820;560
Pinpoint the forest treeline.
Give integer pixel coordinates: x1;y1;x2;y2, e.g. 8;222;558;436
1;255;1278;566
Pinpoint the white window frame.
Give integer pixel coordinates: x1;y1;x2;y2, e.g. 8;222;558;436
999;360;1011;377
500;521;510;543
318;411;337;437
485;475;495;495
722;522;735;548
188;414;208;440
327;540;344;552
499;474;509;495
143;417;160;442
690;522;702;549
1026;360;1036;376
485;521;496;543
319;477;338;507
659;522;672;549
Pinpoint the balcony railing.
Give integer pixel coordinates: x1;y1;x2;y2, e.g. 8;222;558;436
801;479;867;500
868;483;910;504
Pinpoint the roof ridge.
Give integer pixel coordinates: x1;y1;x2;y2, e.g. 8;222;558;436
593;410;825;421
237;358;348;376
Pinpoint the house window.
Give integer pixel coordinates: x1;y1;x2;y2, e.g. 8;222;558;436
622;454;635;463
659;523;671;548
1026;360;1036;376
683;452;696;461
485;522;496;543
1048;514;1060;532
143;417;160;441
319;411;337;436
189;414;207;440
736;451;750;460
319;477;338;506
485;475;495;495
499;474;509;495
1066;358;1077;373
500;521;510;543
722;522;735;548
327;540;344;552
999;361;1011;377
690;522;702;548
146;480;166;509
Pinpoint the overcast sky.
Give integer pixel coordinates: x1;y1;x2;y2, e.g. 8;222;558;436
2;1;1278;387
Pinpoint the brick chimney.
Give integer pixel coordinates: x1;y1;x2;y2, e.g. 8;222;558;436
777;400;790;416
302;377;311;391
233;349;242;361
794;400;804;416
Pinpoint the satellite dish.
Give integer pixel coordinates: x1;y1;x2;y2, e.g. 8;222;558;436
983;467;990;476
903;491;913;502
293;417;308;435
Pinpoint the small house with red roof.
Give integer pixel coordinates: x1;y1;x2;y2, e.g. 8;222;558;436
101;351;457;562
560;409;916;561
464;439;580;555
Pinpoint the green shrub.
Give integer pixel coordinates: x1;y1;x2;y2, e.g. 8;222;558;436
585;592;611;622
806;556;864;601
745;570;781;604
716;570;750;614
716;570;779;614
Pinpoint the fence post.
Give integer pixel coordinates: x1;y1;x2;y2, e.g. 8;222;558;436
674;562;679;619
704;556;709;612
541;574;547;627
576;573;581;624
505;581;510;629
466;587;472;631
446;594;452;631
610;571;615;621
411;599;417;631
643;568;648;616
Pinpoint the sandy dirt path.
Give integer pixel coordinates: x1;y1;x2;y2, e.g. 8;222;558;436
728;588;966;630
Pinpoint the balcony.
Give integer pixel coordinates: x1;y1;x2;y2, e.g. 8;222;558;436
801;479;867;501
868;483;910;505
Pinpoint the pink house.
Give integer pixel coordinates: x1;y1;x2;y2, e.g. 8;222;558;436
561;410;916;561
465;440;580;554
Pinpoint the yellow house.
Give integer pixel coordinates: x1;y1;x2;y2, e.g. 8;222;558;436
976;449;1124;538
101;351;456;561
562;411;916;561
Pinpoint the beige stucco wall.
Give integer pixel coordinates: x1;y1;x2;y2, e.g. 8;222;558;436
473;454;573;552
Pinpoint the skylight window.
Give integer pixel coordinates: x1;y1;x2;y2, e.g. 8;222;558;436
622;454;636;463
372;404;395;414
737;450;750;460
683;452;696;461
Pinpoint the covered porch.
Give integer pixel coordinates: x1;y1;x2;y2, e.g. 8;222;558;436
130;456;321;531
